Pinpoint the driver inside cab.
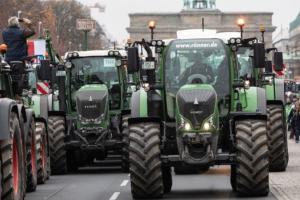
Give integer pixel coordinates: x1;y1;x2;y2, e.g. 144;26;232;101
179;51;214;85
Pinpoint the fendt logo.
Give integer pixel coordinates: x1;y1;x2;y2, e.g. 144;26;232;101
84;105;97;109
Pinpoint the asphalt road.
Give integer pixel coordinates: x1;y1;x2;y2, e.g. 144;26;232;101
26;166;276;200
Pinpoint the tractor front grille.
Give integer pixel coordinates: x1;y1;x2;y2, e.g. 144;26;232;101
177;89;216;128
76;91;107;120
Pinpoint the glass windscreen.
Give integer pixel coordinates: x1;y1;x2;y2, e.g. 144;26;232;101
237;47;253;79
165;39;229;98
70;56;121;110
70;57;119;88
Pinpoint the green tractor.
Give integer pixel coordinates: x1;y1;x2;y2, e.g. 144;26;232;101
263;50;288;172
22;30;64;183
234;34;288;172
47;49;131;174
126;35;270;198
23;59;52;184
0;51;38;199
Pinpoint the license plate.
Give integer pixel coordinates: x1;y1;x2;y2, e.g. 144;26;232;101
56;70;66;76
142;61;155;70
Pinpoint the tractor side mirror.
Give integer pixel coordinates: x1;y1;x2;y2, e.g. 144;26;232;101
127;47;139;74
273;52;284;72
37;60;52;81
252;43;265;68
265;61;272;73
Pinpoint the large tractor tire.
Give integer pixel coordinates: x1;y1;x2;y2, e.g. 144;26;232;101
36;122;48;184
121;115;129;172
232;120;269;197
129;122;164;199
0;112;25;200
267;104;288;172
48;116;67;175
26;120;38;192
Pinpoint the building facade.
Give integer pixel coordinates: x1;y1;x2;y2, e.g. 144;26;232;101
127;0;275;48
273;13;300;79
288;13;300;79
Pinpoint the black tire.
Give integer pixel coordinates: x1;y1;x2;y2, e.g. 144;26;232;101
129;123;164;199
26;119;38;192
1;112;25;200
46;154;51;180
121;115;129;172
233;120;269;197
36;122;48;184
162;167;172;193
48;116;67;175
267;105;288;172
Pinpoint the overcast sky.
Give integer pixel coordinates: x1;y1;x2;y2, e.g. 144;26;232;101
80;0;300;42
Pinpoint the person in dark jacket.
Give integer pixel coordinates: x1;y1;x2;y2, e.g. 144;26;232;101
2;16;35;98
2;16;35;61
292;101;300;143
288;104;296;139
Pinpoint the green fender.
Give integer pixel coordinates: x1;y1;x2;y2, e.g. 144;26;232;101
266;78;285;103
236;87;267;114
130;88;149;118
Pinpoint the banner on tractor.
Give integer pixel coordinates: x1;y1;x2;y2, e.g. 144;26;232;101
27;39;46;62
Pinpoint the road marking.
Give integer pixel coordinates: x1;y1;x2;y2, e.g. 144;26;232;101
109;192;120;200
120;180;129;187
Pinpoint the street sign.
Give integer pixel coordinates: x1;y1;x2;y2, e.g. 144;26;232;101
76;19;96;31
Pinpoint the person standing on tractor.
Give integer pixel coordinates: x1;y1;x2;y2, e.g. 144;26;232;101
2;16;35;99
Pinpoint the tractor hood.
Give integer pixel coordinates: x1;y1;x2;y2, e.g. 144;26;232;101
76;84;108;123
176;84;217;130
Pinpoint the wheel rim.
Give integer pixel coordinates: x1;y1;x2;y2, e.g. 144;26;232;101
31;135;37;176
13;137;19;196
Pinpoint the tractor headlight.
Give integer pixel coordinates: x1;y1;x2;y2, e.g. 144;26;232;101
184;122;192;131
142;83;150;91
203;122;210;131
244;80;250;89
230;38;236;44
202;116;214;131
93;115;104;125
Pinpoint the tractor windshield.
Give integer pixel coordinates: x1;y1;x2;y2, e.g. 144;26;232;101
165;39;229;98
70;56;121;110
237;47;253;79
70;56;119;87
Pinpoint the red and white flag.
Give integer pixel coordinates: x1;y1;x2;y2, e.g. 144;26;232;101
27;39;46;58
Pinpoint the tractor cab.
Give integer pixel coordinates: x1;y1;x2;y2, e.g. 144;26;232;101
165;39;230;120
60;50;129;169
65;50;126;117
